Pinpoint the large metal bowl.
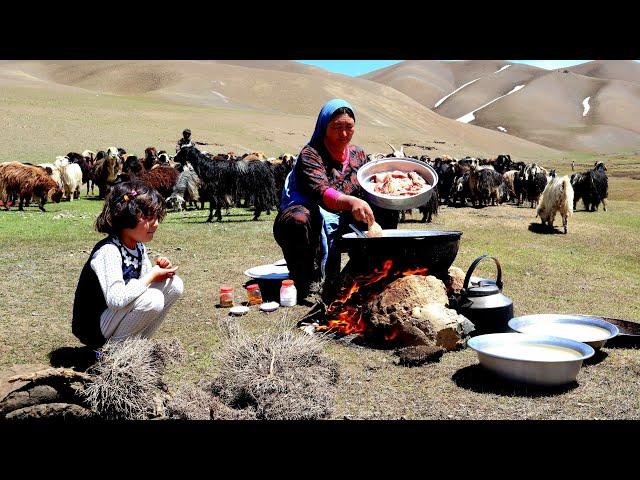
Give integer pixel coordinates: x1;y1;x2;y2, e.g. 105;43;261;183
468;333;595;386
357;157;438;210
508;314;619;349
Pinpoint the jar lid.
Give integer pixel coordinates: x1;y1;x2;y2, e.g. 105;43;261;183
247;284;260;291
220;285;233;293
282;279;294;286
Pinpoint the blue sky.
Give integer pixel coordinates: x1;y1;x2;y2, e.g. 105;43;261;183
294;60;612;77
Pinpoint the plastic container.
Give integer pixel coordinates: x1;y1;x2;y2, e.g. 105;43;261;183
280;279;297;307
246;283;263;305
219;285;234;307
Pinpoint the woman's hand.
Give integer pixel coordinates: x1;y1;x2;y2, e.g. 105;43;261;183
155;257;172;269
348;197;375;226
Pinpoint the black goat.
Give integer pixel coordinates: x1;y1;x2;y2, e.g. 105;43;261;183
434;158;456;205
175;147;232;222
468;167;504;207
238;158;278;220
494;154;513;174
526;171;547;208
571;168;608;212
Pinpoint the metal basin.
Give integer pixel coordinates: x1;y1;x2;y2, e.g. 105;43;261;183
357;157;438;210
468;333;594;386
508;314;619;349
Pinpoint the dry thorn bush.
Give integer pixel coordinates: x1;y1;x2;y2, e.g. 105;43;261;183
81;337;185;420
208;312;340;420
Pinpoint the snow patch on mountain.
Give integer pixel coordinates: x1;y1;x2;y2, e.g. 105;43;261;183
457;85;525;124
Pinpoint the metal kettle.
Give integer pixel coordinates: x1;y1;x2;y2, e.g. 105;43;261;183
458;254;514;336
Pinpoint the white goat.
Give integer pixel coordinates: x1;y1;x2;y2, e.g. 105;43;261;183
536;175;574;234
54;156;83;201
386;142;406;158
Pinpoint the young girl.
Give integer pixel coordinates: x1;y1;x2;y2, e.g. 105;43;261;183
72;180;183;348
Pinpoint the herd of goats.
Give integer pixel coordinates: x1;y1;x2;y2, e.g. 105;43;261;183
0;143;609;233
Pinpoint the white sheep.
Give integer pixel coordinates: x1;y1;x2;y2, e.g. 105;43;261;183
536;175;574;234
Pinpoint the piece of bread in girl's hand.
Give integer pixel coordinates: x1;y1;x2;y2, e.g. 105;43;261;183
368;221;383;238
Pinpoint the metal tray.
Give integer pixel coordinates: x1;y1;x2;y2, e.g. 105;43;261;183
508;314;619;349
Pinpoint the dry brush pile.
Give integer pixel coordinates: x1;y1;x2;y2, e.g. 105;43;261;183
167;315;340;420
1;317;339;421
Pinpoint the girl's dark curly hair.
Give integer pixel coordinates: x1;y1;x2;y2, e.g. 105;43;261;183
95;180;166;235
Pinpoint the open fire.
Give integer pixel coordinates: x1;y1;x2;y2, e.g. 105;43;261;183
300;229;473;351
316;259;428;339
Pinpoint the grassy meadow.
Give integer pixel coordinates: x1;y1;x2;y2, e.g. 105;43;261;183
1;167;639;419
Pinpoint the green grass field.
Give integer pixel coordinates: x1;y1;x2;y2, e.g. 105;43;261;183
1;173;639;419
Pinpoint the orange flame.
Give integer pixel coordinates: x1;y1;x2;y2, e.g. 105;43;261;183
317;260;429;338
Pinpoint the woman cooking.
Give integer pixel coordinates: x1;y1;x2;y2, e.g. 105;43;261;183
273;99;398;302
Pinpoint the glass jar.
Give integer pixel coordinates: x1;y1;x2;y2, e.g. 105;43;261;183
246;283;263;306
219;285;234;307
280;279;297;307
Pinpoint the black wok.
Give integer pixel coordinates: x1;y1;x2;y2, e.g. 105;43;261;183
340;229;462;277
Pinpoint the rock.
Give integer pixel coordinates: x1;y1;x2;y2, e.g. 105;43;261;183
0;363;50;403
5;403;94;420
412;303;475;350
447;266;466;295
394;345;445;367
364;275;474;350
0;385;61;418
367;275;448;331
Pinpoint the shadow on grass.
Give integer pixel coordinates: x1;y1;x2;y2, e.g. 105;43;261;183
582;349;608;365
49;346;98;372
528;223;565;235
604;336;640;349
398;219;429;224
452;364;578;397
175;217;270;224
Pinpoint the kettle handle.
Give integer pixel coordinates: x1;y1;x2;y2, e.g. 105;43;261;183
462;254;503;292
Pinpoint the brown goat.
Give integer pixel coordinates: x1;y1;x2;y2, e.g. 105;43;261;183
144;147;158;170
91;156;120;199
137;166;179;199
0;162;63;211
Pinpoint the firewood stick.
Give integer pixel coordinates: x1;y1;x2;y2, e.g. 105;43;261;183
8;368;94;384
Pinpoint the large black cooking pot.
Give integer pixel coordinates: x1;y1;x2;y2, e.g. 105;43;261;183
340;229;462;278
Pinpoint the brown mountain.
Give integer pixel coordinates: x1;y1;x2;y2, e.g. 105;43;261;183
0;60;561;164
364;60;640;153
568;60;640;84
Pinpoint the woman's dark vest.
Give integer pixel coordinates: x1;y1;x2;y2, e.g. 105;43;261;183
72;237;143;348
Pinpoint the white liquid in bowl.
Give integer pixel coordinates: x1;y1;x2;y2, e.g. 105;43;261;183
518;323;610;342
483;343;583;361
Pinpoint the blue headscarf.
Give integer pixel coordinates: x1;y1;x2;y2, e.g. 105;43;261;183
309;98;356;146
